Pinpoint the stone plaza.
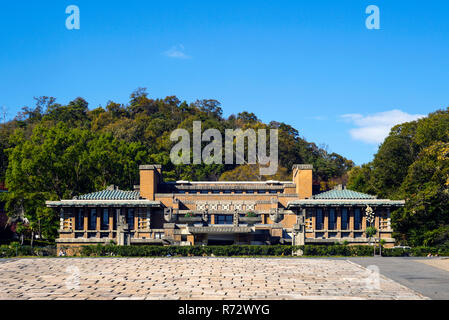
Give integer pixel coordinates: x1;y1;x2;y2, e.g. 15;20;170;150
0;257;427;300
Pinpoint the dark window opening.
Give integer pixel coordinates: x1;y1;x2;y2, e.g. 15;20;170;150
127;208;135;230
341;208;349;230
101;208;109;230
75;209;84;230
315;208;324;230
328;208;336;230
89;209;97;230
354;208;362;230
215;215;233;225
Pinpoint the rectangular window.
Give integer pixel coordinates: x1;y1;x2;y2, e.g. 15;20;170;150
354;208;362;230
76;209;84;230
315;209;324;230
101;208;109;230
89;208;97;230
246;190;254;194
212;190;220;194
328;208;336;230
341;208;349;230
235;190;243;194
127;208;135;230
216;215;233;225
224;190;231;194
257;190;266;194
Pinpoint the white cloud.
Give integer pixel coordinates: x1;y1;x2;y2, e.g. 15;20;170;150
341;109;425;144
163;44;190;59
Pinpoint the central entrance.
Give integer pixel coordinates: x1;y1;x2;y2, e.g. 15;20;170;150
207;233;235;245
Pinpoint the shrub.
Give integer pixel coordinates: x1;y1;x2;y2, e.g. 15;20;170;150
74;244;378;257
381;246;449;257
0;244;56;258
184;212;195;218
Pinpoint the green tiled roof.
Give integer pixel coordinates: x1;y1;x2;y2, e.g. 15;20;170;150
77;189;140;200
313;189;376;200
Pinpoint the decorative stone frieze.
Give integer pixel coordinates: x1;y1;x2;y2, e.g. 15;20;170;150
194;201;257;212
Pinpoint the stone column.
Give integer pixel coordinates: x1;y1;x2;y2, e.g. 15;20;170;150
59;208;64;231
233;209;239;227
323;207;328;238
117;208;129;246
311;209;316;238
84;208;88;239
297;209;306;245
134;208;139;235
349;207;354;238
70;208;75;233
96;208;101;238
336;207;341;238
109;207;114;240
292;208;305;256
147;207;151;230
362;207;367;231
187;234;195;245
387;207;391;231
374;207;380;229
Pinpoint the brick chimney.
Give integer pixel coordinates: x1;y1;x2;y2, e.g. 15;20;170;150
139;165;162;200
292;164;313;199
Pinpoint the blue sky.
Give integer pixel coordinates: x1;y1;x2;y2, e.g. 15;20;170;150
1;0;448;165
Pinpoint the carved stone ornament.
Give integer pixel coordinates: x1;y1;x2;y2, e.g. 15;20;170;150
202;209;209;223
197;202;207;211
245;202;255;211
365;205;375;225
269;208;283;223
164;208;176;223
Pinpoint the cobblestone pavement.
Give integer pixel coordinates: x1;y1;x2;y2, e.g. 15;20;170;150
0;258;427;300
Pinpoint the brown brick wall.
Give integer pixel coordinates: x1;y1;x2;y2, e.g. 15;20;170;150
293;167;312;199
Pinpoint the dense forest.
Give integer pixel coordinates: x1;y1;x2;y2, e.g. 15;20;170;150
347;108;449;248
0;89;353;240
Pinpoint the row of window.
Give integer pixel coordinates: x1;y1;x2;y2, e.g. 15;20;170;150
75;208;136;231
177;190;280;195
314;208;368;231
205;214;256;225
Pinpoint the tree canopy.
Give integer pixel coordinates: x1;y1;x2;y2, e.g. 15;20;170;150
0;89;353;240
347;108;449;247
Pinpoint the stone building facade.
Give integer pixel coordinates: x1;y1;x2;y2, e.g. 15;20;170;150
46;164;404;252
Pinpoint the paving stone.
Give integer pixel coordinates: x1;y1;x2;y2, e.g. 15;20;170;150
0;257;427;300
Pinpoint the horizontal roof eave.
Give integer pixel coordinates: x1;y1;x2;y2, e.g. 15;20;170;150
287;199;405;208
46;200;161;207
166;181;294;185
